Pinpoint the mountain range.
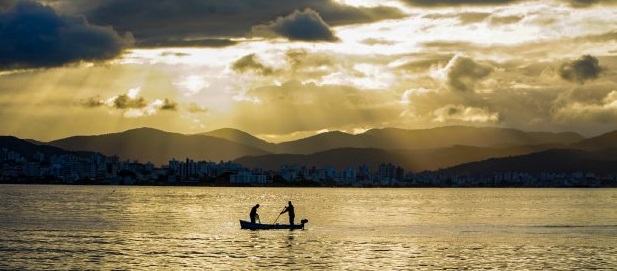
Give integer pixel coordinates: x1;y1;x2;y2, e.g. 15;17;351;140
2;126;617;173
47;128;270;165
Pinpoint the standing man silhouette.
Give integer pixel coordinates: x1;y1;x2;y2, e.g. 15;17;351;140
280;201;295;225
250;204;260;224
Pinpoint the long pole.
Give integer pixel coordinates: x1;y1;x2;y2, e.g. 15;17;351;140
270;207;285;228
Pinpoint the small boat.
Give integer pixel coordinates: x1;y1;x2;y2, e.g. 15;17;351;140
239;219;308;230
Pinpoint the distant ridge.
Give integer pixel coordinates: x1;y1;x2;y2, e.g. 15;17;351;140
571;130;617;151
273;126;584;154
0;136;67;159
204;126;584;155
199;128;276;153
435;148;617;175
30;125;617;171
234;144;566;172
47;127;271;165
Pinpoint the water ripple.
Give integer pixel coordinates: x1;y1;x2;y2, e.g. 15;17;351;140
1;186;616;270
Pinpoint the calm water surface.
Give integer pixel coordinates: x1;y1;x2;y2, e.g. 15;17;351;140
1;185;616;270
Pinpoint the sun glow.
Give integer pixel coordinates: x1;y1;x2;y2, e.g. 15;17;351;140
174;75;209;97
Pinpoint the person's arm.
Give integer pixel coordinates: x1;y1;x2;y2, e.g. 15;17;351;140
280;207;288;214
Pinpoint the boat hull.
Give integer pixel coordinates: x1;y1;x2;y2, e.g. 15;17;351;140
239;219;307;230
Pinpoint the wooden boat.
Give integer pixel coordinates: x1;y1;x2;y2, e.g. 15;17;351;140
239;219;308;230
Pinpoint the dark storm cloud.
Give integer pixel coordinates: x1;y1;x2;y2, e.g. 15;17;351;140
251;9;338;42
400;0;521;7
558;55;603;84
0;1;132;70
0;0;19;8
79;0;403;47
232;54;274;76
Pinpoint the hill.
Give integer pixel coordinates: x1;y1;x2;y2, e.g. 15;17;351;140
571;130;617;151
364;126;583;148
47;127;272;165
198;128;276;152
275;131;375;154
41;126;594;168
274;126;584;154
0;136;67;159
234;144;563;172
435;148;617;175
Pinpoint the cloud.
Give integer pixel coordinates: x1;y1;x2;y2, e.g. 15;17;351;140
111;94;146;109
80;87;147;109
160;98;177;111
360;38;396;46
423;12;491;25
186;103;208;113
569;0;599;5
0;0;132;70
77;87;179;116
77;96;105;108
79;0;402;47
558;55;603;84
432;104;500;123
116;97;179;117
394;54;455;73
398;78;502;125
232;54;274;76
434;55;493;92
281;48;338;79
567;0;617;7
583;30;617;43
0;0;17;8
554;90;617;123
459;12;492;24
488;15;524;25
286;48;309;74
251;9;338;42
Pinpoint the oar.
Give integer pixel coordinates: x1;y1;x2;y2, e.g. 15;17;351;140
270;207;285;228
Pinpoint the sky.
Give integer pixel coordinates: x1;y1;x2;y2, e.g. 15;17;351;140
1;0;617;142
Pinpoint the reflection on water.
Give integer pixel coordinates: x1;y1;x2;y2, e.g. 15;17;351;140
0;185;616;270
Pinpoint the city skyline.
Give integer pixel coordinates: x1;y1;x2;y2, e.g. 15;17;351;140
1;0;617;142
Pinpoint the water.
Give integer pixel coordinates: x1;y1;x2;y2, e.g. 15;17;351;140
1;185;616;270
